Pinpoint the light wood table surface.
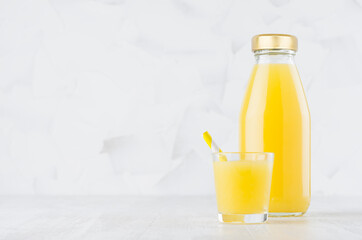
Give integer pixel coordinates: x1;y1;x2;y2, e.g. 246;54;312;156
0;196;361;239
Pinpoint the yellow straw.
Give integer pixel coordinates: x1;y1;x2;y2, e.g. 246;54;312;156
203;131;227;161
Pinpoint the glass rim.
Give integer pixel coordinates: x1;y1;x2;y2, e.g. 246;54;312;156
211;151;274;155
211;152;274;161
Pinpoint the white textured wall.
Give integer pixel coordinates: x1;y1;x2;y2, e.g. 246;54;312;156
1;0;362;195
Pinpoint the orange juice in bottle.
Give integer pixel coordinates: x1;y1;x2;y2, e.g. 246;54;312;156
240;34;311;216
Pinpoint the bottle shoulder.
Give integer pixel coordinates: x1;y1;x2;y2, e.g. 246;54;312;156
243;64;309;106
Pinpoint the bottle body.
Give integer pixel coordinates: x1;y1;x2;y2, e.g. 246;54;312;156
240;50;311;215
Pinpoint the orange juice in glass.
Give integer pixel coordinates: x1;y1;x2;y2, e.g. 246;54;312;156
212;152;274;224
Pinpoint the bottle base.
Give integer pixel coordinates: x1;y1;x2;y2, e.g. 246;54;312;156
269;212;305;217
218;213;268;224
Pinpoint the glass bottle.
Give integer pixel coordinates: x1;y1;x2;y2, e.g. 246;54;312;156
240;34;311;216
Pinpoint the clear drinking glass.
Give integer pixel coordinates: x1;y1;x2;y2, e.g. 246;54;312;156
212;152;274;224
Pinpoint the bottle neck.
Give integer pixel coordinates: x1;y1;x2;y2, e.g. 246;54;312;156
254;49;296;64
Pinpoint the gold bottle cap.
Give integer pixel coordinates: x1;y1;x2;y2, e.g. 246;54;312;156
252;34;298;52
